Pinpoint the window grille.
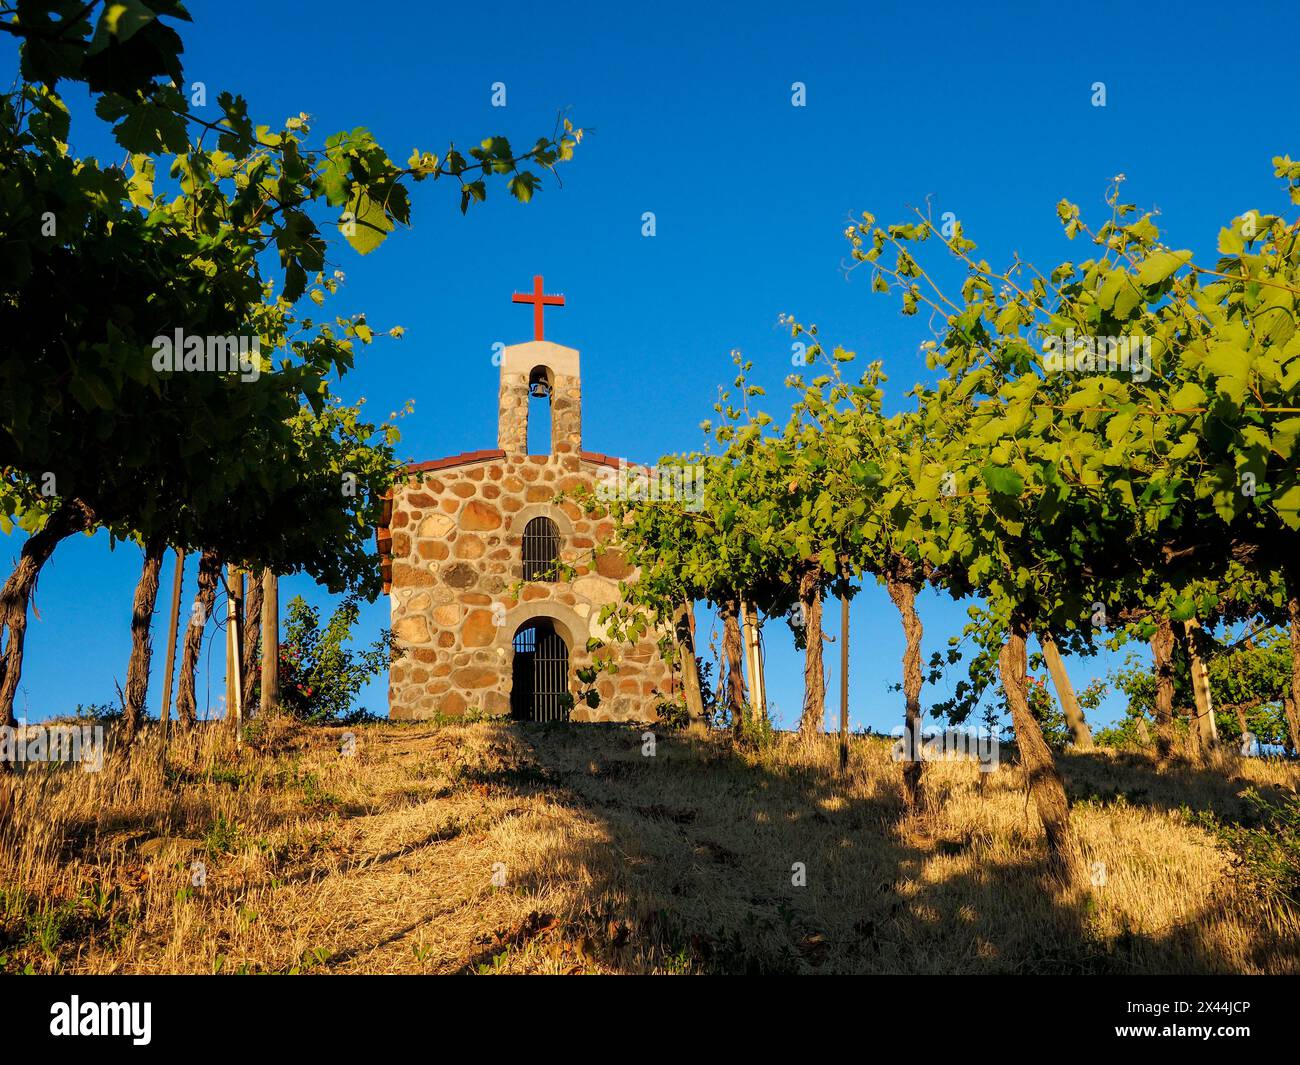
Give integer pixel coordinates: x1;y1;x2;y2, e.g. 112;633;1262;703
522;516;560;581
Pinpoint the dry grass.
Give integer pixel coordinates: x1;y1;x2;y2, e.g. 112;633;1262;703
2;717;1298;974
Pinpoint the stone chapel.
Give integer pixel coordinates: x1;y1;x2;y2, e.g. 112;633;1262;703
376;277;676;722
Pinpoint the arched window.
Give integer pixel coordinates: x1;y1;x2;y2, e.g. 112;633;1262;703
522;516;560;581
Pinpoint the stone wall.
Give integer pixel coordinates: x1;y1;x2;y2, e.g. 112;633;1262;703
383;451;675;722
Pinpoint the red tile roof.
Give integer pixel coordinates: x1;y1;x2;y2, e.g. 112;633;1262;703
405;449;507;474
581;451;652;473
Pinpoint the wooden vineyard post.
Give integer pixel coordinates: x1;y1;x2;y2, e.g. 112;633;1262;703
158;548;185;756
261;569;279;715
1184;617;1219;752
740;598;766;722
840;592;849;774
225;567;244;748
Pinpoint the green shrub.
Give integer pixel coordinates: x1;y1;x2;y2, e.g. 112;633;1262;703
1190;788;1300;909
734;705;775;750
653;698;692;730
263;594;395;723
1027;675;1071;752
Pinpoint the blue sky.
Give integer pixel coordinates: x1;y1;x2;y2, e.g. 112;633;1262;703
5;0;1299;731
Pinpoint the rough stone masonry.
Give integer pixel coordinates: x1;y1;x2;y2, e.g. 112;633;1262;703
377;338;675;722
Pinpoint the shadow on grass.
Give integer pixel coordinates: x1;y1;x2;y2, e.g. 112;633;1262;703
438;723;1267;975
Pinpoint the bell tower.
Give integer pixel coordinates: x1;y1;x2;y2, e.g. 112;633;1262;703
497;276;581;456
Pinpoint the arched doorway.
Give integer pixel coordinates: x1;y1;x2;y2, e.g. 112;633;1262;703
511;619;569;722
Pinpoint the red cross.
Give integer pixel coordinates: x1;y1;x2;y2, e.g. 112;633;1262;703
511;275;565;341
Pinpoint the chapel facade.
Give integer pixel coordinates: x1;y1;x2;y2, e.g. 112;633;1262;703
376;278;675;722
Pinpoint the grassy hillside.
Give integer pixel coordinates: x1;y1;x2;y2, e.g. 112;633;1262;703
2;719;1298;974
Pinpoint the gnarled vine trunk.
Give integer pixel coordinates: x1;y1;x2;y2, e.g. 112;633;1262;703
797;565;826;735
121;538;165;747
886;577;925;809
1284;697;1300;758
1233;703;1251;745
674;602;706;725
1040;633;1093;750
175;548;221;726
1000;618;1083;884
0;499;95;740
719;596;748;729
1150;617;1177;764
241;570;264;716
1287;575;1300;756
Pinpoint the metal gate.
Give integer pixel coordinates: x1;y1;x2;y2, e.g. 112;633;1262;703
510;620;569;722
